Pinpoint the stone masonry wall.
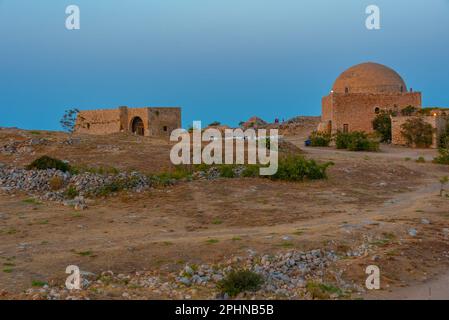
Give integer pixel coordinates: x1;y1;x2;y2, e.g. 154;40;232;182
391;115;449;148
75;106;181;137
327;92;422;133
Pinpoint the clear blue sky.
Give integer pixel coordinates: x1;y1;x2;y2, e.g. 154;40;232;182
1;0;449;130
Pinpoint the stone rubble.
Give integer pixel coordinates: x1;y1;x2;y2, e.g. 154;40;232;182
19;249;348;300
0;165;153;209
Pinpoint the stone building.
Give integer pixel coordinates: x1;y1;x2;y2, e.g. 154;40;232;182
75;106;181;137
318;62;422;134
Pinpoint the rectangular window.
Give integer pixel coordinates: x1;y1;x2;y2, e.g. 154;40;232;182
343;124;349;133
163;126;168;132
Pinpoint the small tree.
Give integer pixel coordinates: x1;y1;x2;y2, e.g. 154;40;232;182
372;111;392;143
400;117;434;148
60;108;82;134
440;176;449;197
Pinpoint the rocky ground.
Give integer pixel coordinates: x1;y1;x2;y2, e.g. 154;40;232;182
1;128;449;300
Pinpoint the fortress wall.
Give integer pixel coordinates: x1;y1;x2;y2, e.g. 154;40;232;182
75;106;182;137
331;92;422;133
126;108;151;136
76;109;121;135
148;107;182;137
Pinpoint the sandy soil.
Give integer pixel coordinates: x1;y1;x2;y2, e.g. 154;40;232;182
1;128;449;299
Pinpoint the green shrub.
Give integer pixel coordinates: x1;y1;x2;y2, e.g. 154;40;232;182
346;132;379;151
217;269;264;297
309;131;331;147
335;132;351;149
335;131;379;151
270;155;333;181
434;148;449;165
26;156;71;172
219;165;235;178
241;165;260;177
400;117;434;148
64;186;79;199
439;123;449;149
372;111;392;142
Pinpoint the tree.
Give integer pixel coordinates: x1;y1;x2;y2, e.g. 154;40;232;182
372;111;392;143
400;117;434;148
60;108;82;134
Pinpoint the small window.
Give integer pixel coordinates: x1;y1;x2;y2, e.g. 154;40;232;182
343;124;349;133
375;107;380;114
345;87;349;94
400;86;404;93
163;126;168;132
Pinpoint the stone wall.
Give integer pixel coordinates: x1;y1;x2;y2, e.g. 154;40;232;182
320;92;422;133
75;106;181;137
76;108;122;135
391;115;449;148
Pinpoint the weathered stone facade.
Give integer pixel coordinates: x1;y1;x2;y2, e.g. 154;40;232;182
391;111;449;148
75;106;181;137
318;62;422;134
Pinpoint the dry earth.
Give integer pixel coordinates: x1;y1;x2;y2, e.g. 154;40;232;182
1;127;449;299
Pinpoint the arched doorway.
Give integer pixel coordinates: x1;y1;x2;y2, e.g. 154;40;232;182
131;117;144;136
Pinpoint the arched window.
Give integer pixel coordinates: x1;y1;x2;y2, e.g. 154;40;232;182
345;87;349;94
375;107;380;114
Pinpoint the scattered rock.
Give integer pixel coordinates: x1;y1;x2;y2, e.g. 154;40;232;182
408;228;418;237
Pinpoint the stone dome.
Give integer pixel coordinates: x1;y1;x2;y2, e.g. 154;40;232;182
332;62;407;94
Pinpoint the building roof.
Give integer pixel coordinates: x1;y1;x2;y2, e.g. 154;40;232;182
332;62;407;94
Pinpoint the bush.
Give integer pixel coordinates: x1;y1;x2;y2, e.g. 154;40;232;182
434;148;449;165
346;132;379;151
309;131;331;147
438;123;449;149
241;165;260;177
372;111;392;143
219;165;235;178
26;156;71;172
64;186;79;199
217;269;264;297
400;117;434;148
335;132;351;149
335;131;379;151
270;155;333;181
49;176;65;191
